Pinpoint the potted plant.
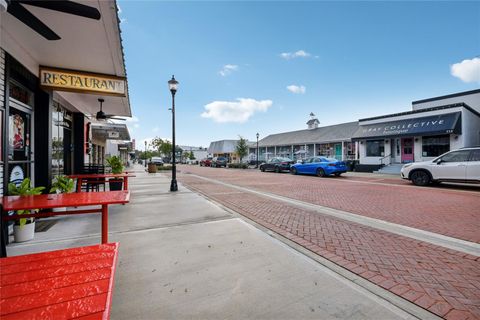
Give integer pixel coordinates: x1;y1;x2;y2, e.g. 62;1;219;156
106;156;124;191
50;175;75;211
8;178;45;242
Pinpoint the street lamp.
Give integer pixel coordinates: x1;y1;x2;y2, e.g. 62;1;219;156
256;132;259;168
168;75;179;192
144;140;147;168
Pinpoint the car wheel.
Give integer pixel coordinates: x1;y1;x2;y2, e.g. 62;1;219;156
316;168;326;177
260;166;265;172
290;167;297;175
275;166;280;173
410;170;431;186
334;172;341;177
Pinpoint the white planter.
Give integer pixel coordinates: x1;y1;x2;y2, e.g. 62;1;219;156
13;220;35;243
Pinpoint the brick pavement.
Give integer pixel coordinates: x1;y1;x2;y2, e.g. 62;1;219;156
178;166;480;243
178;172;480;320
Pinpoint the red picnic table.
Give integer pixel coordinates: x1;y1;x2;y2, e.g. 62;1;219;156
0;242;119;319
68;173;136;192
1;191;130;246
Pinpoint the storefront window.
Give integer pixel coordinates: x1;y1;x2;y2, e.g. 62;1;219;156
9;80;34;107
366;140;384;156
422;135;450;157
52;103;72;176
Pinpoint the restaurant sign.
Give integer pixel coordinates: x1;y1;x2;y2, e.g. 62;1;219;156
39;66;126;97
353;112;461;139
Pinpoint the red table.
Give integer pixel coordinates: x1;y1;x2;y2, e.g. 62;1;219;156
2;191;130;245
68;173;136;192
0;243;119;319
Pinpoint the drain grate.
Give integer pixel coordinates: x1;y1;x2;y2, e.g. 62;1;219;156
35;220;57;233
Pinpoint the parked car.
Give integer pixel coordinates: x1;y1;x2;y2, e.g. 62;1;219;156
259;157;294;173
401;147;480;186
290;157;347;177
186;159;198;165
200;157;213;167
150;157;164;166
211;156;228;168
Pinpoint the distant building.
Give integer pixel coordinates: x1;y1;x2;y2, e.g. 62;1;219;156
208;140;247;163
178;145;208;161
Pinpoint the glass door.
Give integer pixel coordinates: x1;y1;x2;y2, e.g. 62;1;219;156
8;103;33;186
401;138;414;163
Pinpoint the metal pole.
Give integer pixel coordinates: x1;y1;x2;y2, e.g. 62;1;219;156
170;91;178;191
144;141;147;168
256;136;259;168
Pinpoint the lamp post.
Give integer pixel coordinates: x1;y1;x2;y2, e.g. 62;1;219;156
144;140;147;168
256;132;259;168
168;75;179;192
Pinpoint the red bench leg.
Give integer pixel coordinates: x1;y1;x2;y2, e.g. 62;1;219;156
102;204;108;243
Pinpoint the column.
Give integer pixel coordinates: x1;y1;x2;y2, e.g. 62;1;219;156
341;141;345;161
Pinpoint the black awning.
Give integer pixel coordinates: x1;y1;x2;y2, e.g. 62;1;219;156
352;112;461;140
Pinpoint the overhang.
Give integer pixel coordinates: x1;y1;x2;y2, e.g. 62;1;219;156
352;112;461;140
0;0;131;117
91;123;130;141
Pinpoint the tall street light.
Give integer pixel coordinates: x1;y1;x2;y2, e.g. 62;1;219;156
168;75;179;192
144;140;147;168
256;132;259;168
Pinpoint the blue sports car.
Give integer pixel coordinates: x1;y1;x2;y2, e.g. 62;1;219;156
290;157;347;177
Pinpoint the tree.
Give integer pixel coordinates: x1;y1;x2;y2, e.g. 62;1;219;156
189;151;195;160
235;136;248;163
151;137;173;158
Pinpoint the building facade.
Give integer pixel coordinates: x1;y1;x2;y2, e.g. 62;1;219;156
353;90;480;170
0;0;131;196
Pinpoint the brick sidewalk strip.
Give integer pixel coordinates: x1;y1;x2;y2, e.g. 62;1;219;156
179;174;480;320
180;167;480;243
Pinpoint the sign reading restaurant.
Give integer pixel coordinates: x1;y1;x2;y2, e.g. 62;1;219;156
39;66;126;97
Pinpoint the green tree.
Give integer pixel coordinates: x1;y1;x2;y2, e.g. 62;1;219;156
235;136;248;163
189;151;195;160
151;137;173;158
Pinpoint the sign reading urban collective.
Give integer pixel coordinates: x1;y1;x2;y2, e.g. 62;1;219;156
39;66;126;97
354;112;461;139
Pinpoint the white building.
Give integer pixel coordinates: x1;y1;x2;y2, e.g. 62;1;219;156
353;90;480;171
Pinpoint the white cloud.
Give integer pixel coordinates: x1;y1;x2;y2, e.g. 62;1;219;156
450;58;480;83
152;126;160;132
287;85;306;94
280;50;311;60
219;64;239;76
201;98;272;123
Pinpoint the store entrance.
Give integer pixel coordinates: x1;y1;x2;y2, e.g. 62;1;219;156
8;102;33;186
401;137;414;163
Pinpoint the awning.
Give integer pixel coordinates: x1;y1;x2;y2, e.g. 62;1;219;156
352;112;461;140
91;123;130;141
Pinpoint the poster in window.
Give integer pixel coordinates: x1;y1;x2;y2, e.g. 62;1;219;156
10;113;25;151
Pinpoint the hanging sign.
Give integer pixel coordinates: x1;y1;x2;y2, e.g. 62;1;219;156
39;66;126;97
108;131;120;139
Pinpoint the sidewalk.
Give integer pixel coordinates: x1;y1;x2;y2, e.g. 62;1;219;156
6;165;423;319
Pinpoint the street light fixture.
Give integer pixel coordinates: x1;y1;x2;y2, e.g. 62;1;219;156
144;140;147;168
256;132;259;168
168;75;179;192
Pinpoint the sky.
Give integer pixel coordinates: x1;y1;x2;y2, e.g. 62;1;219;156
117;1;480;149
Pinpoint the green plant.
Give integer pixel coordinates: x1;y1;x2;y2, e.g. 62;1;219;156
106;156;125;174
50;175;75;194
228;163;248;169
235;136;249;163
8;178;45;227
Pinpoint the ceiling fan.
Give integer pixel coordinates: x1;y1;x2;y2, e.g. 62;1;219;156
95;98;126;121
4;0;101;40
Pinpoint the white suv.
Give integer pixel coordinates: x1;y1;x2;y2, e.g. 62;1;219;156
400;147;480;186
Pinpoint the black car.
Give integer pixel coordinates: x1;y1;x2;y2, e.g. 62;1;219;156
259;157;294;173
211;156;227;168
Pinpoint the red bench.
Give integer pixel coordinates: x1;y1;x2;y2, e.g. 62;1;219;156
0;243;119;319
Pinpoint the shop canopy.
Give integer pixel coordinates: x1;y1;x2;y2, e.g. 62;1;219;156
352;112;461;140
0;0;130;118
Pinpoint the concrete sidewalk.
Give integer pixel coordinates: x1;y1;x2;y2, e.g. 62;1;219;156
6;165;420;319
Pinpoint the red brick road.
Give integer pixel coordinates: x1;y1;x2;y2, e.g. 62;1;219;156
175;167;480;319
179;166;480;243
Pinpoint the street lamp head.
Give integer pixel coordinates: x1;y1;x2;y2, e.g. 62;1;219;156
168;75;179;94
256;132;259;140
